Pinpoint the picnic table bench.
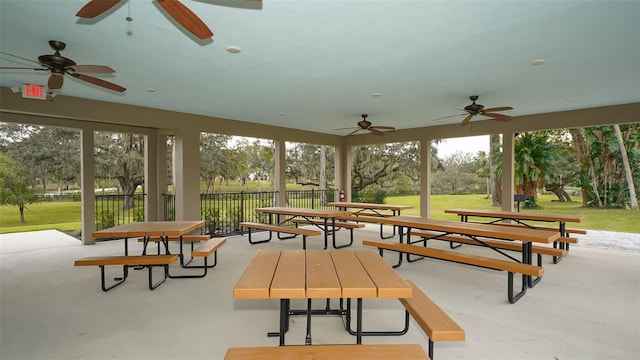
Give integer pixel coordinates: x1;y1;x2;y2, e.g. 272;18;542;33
364;239;543;303
74;254;178;291
410;230;567;264
224;344;429;360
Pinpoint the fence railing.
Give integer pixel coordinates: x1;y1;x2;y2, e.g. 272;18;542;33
94;193;146;230
161;189;336;237
95;190;336;235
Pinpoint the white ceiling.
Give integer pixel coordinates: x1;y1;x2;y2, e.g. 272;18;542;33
1;1;639;135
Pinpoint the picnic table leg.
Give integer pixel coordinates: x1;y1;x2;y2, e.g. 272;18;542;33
356;298;363;344
267;299;290;345
305;299;312;345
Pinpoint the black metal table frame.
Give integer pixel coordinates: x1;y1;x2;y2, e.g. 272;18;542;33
124;235;215;278
456;213;570;264
267;213;352;249
268;298;409;346
334;205;404;239
386;224;540;303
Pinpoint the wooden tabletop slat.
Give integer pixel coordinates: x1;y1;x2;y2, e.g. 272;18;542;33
233;249;281;299
92;221;205;238
256;207;351;218
305;250;341;298
270;250;306;299
379;216;560;244
329;250;377;298
354;250;412;298
327;202;414;211
444;208;584;223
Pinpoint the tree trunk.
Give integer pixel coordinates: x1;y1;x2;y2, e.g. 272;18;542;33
614;124;638;209
19;204;26;223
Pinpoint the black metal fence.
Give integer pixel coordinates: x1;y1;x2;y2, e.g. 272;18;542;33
94;194;146;230
94;189;336;235
160;189;336;237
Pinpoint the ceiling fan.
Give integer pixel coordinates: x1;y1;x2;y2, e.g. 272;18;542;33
336;114;396;136
436;95;513;126
0;40;126;93
76;0;262;40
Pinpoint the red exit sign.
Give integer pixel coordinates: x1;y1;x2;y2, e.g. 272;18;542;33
21;84;47;100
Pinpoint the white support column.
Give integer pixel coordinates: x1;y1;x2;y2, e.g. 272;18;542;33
334;141;352;201
80;128;95;245
420;139;432;218
501;132;515;212
156;133;168;220
274;140;287;206
144;130;159;221
173;129;201;221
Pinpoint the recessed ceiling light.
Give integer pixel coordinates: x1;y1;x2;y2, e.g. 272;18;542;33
530;59;546;66
145;87;156;92
226;46;242;54
279;112;286;116
371;92;382;97
565;97;576;101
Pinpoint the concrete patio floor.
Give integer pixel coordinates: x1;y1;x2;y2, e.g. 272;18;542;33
1;226;639;360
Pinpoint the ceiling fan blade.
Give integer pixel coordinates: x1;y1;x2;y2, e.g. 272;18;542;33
370;126;395;130
76;0;122;18
157;0;214;39
0;66;44;70
1;51;44;67
70;73;126;93
347;129;363;136
369;128;384;136
68;65;115;74
483;106;513;112
48;75;64;90
334;127;358;130
483;112;512;121
433;113;466;122
461;114;474;126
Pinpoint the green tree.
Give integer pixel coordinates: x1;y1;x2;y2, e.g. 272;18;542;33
94;132;144;209
0;152;41;223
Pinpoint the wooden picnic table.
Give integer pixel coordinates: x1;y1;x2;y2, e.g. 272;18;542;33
256;207;353;248
371;215;560;290
444;208;584;236
233;249;412;345
444;208;585;261
92;221;205;264
327;202;414;239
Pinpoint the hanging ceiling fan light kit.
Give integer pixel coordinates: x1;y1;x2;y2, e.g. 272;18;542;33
334;114;396;136
0;40;126;93
433;95;513;125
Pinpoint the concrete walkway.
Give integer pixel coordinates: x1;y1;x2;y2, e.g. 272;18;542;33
573;229;640;253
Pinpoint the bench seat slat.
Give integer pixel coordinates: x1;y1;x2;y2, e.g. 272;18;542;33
410;230;567;257
192;238;226;257
363;240;543;277
400;280;465;342
74;255;178;266
291;218;365;229
224;344;429;360
239;222;321;237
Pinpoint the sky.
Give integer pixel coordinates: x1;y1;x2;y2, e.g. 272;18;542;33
435;135;490;158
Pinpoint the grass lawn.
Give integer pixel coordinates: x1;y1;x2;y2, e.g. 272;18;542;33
1;193;638;234
387;194;640;233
